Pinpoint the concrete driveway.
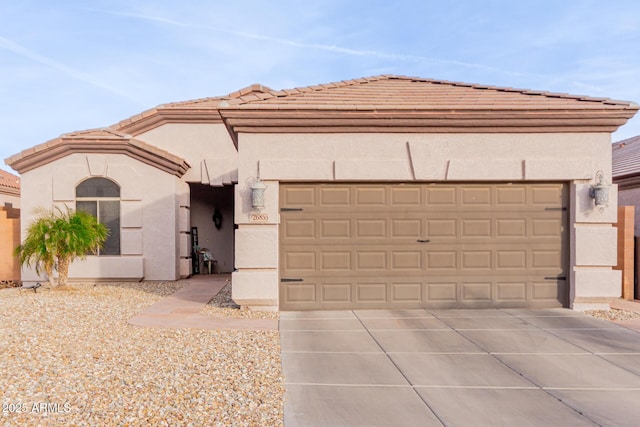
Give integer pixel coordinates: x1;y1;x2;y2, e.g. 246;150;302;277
280;308;640;426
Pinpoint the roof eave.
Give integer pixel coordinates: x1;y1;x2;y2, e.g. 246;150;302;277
613;173;640;190
0;186;20;197
6;137;190;177
113;108;224;136
220;107;638;136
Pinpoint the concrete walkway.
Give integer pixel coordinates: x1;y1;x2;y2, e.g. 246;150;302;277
128;274;278;331
281;308;640;426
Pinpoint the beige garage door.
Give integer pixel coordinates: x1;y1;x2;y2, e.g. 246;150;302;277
279;183;568;310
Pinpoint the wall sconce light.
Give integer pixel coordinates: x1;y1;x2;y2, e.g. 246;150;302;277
589;170;610;207
251;177;266;210
212;208;223;230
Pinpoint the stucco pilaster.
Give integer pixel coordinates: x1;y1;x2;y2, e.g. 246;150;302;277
570;181;621;309
232;270;279;308
574;225;618;266
235;225;278;269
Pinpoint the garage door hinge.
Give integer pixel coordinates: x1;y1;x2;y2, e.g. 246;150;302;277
545;207;567;211
281;207;304;212
281;278;304;282
544;276;567;281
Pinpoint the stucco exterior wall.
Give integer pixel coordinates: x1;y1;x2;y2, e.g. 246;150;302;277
0;192;20;208
137;123;238;185
0;206;20;282
233;132;618;310
618;187;640;236
19;153;182;284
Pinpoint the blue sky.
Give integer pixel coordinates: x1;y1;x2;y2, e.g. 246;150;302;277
2;0;639;174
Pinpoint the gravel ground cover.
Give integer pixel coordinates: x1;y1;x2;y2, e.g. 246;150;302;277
201;284;279;320
0;282;284;426
585;308;640;322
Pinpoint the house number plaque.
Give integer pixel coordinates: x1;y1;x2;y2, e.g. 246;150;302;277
250;213;269;222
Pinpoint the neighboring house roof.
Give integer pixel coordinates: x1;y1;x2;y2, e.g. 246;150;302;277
5;74;639;174
6;128;190;175
0;169;20;197
613;135;640;189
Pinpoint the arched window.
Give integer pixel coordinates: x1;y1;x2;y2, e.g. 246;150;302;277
76;177;120;255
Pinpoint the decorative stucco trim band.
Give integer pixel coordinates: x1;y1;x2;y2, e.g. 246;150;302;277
7;135;190;176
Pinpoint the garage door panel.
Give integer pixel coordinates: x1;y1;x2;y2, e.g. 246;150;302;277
497;250;527;269
461;282;492;302
321;251;352;270
531;185;564;205
321;283;352;303
356;282;387;303
427;219;457;237
356;186;386;205
391;219;422;238
427;251;457;270
531;250;563;269
283;219;316;239
460;186;492;205
532;218;563;237
320;186;351;205
356;219;386;238
496;219;526;237
280;183;568;310
285;251;316;271
321;219;351;238
461;219;492;237
427;187;457;205
284;282;317;304
391;251;422;270
428;282;458;302
392;283;423;302
532;280;567;302
280;244;564;276
283;186;316;206
496;186;527;205
496;282;527;302
357;251;387;270
461;251;492;269
280;277;566;310
391;186;422;205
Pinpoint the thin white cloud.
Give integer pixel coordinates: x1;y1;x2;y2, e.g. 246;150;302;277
88;8;541;80
0;35;146;106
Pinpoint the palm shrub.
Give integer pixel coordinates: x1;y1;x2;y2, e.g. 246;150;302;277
15;207;108;287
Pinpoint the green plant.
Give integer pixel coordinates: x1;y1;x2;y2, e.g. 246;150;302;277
15;206;108;287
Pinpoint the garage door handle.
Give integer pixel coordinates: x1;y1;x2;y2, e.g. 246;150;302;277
281;278;304;282
417;239;430;243
544;276;567;281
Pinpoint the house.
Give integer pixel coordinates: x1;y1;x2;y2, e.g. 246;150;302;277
0;169;20;283
0;169;20;209
5;75;639;310
613;135;640;235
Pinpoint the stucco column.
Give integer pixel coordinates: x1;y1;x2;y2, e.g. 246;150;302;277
570;181;621;310
232;175;280;310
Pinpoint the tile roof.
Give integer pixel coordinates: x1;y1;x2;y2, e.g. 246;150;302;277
6;74;639;174
613;135;640;179
6;128;190;176
162;84;277;109
108;75;639;138
0;169;20;190
113;84;277;135
223;75;637;110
